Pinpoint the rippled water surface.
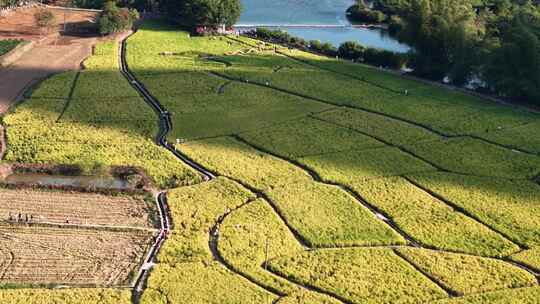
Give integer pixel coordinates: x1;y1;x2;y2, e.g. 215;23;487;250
238;0;410;52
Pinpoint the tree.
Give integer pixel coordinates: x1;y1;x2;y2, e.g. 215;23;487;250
34;9;56;36
98;1;139;35
484;8;540;103
338;41;365;59
398;0;479;81
347;0;387;23
162;0;242;30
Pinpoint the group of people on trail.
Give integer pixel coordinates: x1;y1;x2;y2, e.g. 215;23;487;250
7;212;33;223
6;213;71;224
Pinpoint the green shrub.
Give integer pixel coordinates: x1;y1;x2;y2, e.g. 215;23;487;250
338;41;365;60
347;5;387;23
33;9;56;33
320;42;337;56
308;40;322;50
98;1;139;35
255;28;291;43
363;47;407;69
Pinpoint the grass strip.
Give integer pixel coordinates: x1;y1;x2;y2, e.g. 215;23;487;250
407;137;540;179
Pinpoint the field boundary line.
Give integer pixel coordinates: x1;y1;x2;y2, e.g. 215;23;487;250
467;134;540;157
392;249;458;297
275;50;540;155
208;196;286;297
264;267;354;304
130;192;171;295
215;42;540;155
208;71;452;138
119;34;214;180
230;135;421;247
402;175;528;251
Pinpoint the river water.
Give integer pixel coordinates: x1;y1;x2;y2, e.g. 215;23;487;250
237;0;410;52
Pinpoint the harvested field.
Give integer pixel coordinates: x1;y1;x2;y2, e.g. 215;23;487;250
0;225;152;286
0;188;156;228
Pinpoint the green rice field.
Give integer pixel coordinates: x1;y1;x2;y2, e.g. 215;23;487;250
1;19;539;303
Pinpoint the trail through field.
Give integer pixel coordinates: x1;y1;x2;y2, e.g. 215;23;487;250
118;34;217;301
0;36;95;114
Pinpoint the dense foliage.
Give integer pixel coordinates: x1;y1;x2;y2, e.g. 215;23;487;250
349;0;540;104
98;1;139;35
160;0;242;30
253;28;407;68
347;0;387;23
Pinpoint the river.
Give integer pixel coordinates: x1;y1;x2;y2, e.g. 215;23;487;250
236;0;410;52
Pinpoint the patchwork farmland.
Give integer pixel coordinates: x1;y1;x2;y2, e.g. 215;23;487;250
0;18;539;303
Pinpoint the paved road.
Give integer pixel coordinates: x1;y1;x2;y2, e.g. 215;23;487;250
0;36;95;114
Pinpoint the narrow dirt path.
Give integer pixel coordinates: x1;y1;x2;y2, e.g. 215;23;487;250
0;36;95;114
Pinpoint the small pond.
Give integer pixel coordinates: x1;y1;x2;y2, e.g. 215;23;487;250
4;173;131;189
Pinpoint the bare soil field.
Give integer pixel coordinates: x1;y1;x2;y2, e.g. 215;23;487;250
0;188;156;228
0;6;99;41
0;225;152;286
0;6;101;114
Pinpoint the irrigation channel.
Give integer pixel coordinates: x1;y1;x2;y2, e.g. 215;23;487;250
118;32;540;303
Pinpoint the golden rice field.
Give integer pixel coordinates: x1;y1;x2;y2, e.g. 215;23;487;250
0;19;539;303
